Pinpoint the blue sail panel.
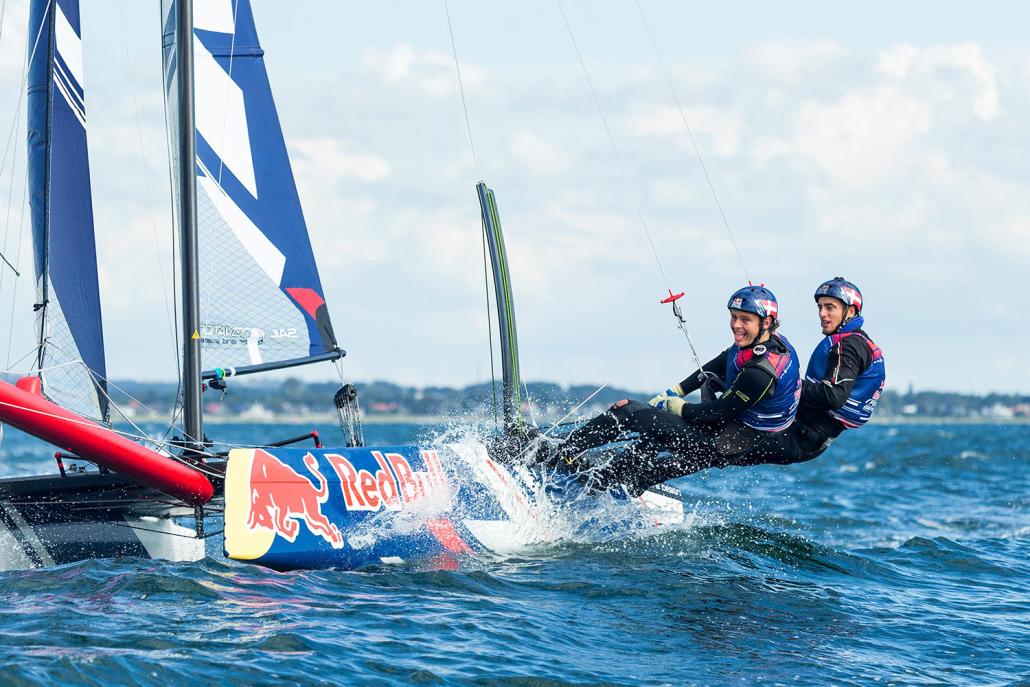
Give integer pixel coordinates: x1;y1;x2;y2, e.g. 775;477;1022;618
161;0;339;372
26;0;107;420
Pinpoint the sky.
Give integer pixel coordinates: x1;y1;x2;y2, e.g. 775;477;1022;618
0;1;1027;395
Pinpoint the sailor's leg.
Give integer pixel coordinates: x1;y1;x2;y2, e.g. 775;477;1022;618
554;399;652;460
718;422;833;468
587;414;725;494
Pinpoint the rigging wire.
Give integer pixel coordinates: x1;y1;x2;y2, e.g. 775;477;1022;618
554;0;713;385
115;0;181;387
443;0;501;428
0;14;19;272
2;2;43;373
0;0;49;217
215;0;241;189
4;156;28;371
159;24;183;429
442;0;480;179
633;0;750;284
555;0;673;294
534;322;678;445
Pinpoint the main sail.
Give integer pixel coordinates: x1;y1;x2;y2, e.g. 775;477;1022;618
26;0;108;421
162;0;340;377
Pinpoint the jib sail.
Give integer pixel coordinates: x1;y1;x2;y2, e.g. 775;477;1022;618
161;0;340;378
26;0;108;421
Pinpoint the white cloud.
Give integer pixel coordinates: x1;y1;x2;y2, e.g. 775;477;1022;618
793;84;934;186
749;39;847;82
878;42;999;119
290;138;391;185
626;103;742;157
361;44;486;98
508;131;571;175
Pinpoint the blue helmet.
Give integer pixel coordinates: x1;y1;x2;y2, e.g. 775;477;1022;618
727;285;778;321
814;277;863;315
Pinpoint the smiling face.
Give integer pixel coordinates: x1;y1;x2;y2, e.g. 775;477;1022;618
729;310;771;347
817;296;857;334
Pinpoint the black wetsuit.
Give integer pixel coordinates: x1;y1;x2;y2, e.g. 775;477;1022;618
672;328;877;473
552;337;796;495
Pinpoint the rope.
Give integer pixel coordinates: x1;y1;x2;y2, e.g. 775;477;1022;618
555;0;673;293
522;380;539;429
543;323;678;438
442;0;480;178
0;0;35;287
216;0;241;188
443;1;502;428
633;0;750;284
4;158;27;370
0;0;49;219
0;48;21;282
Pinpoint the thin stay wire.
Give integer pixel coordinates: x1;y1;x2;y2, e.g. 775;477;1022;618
0;0;49;207
215;0;241;189
555;0;672;294
555;0;711;380
116;0;179;378
443;0;480;179
4;156;28;370
444;0;499;426
529;323;678;450
633;0;750;284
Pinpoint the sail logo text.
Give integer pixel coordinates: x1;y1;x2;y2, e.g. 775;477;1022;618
324;450;450;512
200;323;299;341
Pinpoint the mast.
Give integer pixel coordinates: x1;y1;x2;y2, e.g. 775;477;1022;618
176;0;203;451
477;182;524;437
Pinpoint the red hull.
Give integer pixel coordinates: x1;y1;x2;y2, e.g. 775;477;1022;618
0;378;213;506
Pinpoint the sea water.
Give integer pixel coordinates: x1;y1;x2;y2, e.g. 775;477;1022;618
0;421;1026;686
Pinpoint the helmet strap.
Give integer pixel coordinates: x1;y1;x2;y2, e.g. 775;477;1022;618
834;299;852;333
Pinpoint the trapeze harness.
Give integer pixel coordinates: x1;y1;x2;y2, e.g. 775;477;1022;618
805;321;886;429
723;334;802;432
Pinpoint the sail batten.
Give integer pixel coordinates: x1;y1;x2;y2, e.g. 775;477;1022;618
27;0;108;421
162;0;340;376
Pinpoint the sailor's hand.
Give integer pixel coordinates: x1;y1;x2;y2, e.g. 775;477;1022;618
653;395;686;416
648;385;684;407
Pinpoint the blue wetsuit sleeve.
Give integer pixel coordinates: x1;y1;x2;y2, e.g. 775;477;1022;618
801;335;872;410
678;349;729;395
677;365;775;423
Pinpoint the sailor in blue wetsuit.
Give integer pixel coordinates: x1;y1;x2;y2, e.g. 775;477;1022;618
541;285;803;494
776;277;887;462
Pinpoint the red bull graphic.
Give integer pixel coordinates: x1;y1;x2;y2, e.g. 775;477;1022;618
245;449;343;548
224;445;494;570
222;443;685;571
324;449;450;512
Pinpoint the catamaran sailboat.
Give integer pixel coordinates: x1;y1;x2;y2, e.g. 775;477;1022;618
0;0;683;572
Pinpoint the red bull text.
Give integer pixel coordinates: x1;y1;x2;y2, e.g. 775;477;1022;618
244;448;452;548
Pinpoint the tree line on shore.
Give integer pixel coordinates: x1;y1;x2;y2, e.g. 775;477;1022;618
108;378;1030;420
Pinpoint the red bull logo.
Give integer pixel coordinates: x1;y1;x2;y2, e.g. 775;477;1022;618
325;449;450;512
246;449;344;548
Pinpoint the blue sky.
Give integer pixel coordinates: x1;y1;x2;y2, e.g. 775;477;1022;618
0;1;1027;394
